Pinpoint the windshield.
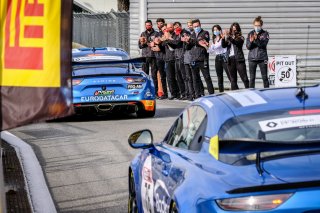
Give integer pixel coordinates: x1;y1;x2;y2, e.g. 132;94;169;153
219;109;320;141
72;63;134;76
218;109;320;165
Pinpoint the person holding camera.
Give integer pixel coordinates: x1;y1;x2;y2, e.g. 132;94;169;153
222;22;249;90
246;16;270;88
207;24;231;92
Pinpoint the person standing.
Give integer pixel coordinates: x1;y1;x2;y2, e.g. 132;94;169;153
173;22;187;99
161;23;180;100
246;16;270;88
222;22;249;90
151;22;169;99
207;25;230;92
185;19;215;98
182;20;196;100
138;20;159;95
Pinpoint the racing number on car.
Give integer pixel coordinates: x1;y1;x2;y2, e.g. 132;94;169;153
141;156;155;213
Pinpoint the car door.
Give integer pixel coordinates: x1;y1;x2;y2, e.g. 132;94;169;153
140;105;208;213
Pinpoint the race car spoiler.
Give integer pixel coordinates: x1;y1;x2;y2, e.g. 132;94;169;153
218;138;320;155
72;57;146;68
214;138;320;175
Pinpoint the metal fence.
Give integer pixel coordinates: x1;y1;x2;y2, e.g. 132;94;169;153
73;10;129;52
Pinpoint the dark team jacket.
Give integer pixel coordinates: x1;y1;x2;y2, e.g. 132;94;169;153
161;32;178;62
172;29;189;60
138;28;157;58
182;30;192;64
221;34;246;62
246;29;269;61
153;31;166;60
185;29;210;62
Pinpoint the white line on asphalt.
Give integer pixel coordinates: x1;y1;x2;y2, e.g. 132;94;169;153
1;131;57;213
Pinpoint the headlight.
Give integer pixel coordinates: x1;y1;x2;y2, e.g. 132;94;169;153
124;77;146;83
216;193;293;211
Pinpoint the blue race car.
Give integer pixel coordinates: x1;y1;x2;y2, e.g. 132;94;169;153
128;85;320;213
72;47;156;117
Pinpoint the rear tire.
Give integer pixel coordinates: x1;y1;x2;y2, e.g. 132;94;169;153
128;171;138;213
136;102;156;118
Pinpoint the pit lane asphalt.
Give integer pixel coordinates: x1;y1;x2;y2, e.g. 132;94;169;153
9;100;189;213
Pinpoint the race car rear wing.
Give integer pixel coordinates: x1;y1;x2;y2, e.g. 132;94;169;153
218;138;320;155
72;57;146;70
210;136;320;175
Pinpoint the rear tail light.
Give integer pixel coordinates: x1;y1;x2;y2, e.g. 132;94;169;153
72;79;83;86
216;193;293;211
124;77;146;83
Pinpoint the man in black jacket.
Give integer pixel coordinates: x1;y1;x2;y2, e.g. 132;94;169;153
138;20;158;95
161;23;180;99
173;22;187;99
185;19;214;98
246;16;270;88
151;20;168;99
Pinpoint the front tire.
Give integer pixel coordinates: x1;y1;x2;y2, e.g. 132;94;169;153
128;171;138;213
169;201;179;213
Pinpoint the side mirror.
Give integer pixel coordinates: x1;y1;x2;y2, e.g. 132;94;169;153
128;129;154;149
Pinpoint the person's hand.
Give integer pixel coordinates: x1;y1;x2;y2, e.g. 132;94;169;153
199;39;209;48
250;33;257;42
139;37;147;44
151;45;160;52
149;41;155;47
222;29;229;39
154;37;161;44
249;34;254;42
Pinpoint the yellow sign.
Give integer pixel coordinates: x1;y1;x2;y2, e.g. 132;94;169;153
0;0;61;87
209;135;219;160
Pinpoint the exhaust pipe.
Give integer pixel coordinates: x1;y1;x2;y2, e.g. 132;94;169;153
97;104;113;112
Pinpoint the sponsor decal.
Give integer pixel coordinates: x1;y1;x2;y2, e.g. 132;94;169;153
94;90;115;96
143;167;152;183
81;95;128;102
227;91;267;107
268;56;275;85
154;180;170;213
127;84;143;90
1;0;63;87
141;156;155;213
259;115;320;132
